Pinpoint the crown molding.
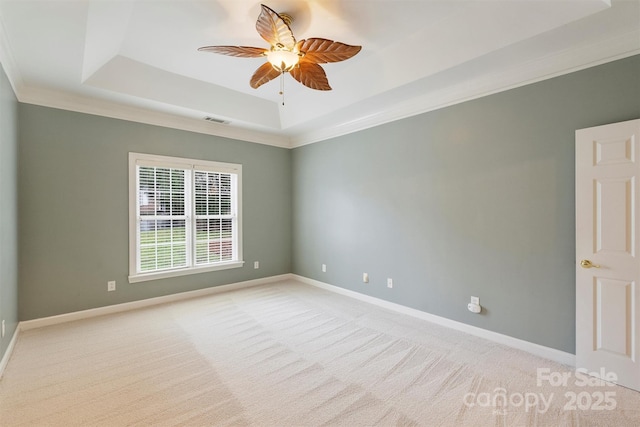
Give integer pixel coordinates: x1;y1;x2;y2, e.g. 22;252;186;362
17;86;292;148
2;18;638;151
288;29;640;148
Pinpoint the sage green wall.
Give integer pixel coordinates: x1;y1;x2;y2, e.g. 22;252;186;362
14;55;640;354
18;105;291;320
291;55;640;354
0;61;19;360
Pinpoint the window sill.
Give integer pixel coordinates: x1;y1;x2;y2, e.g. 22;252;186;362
128;260;245;283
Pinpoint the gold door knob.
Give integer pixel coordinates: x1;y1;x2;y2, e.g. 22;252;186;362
580;259;600;269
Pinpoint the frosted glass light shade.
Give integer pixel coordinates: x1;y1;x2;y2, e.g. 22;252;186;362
266;49;300;72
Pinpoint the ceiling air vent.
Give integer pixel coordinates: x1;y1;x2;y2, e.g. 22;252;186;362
203;116;230;125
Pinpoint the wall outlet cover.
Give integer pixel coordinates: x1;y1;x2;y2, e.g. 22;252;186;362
468;303;481;314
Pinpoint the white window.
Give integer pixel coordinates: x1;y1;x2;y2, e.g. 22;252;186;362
129;153;243;283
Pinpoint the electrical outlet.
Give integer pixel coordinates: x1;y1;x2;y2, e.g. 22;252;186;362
387;278;393;288
363;272;369;283
468;296;481;313
254;261;259;269
107;281;116;292
322;264;326;272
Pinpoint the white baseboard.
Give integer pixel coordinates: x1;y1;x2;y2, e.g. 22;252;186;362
0;325;19;379
293;274;576;367
11;273;575;369
20;274;292;331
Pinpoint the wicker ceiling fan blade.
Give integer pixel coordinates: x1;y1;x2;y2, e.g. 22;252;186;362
250;62;282;89
256;4;296;49
296;38;361;64
290;62;331;91
198;46;267;58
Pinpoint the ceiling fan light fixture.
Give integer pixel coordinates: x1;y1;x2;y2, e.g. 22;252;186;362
266;48;300;72
198;4;361;93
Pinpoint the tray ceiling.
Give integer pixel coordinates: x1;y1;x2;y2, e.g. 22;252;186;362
0;0;638;147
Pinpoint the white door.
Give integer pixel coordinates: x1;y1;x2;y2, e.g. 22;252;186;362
576;118;640;391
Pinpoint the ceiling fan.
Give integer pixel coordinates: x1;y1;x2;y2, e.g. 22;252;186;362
198;4;361;94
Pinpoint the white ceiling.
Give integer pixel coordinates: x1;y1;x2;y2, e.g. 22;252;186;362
0;0;638;148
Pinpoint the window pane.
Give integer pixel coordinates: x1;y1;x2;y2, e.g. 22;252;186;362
140;246;156;272
220;240;232;261
209;218;221;238
140;220;156;244
172;221;185;240
156;245;171;269
173;244;186;266
156;168;170;192
195;241;208;264
171;193;184;215
195;194;206;215
209;194;220;216
156;223;172;243
196;218;208;239
221;218;232;239
210;240;222;263
220;196;231;215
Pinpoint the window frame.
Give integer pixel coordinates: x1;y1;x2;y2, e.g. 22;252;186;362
128;152;243;283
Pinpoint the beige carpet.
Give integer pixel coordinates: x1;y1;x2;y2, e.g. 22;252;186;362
1;279;639;426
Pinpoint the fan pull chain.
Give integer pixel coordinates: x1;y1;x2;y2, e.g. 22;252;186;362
279;72;285;105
